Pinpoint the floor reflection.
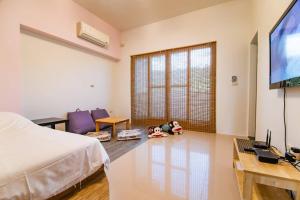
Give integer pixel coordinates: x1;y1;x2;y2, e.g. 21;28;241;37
189;152;209;200
139;135;210;200
109;132;239;200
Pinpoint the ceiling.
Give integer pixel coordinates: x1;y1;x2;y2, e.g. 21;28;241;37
74;0;235;31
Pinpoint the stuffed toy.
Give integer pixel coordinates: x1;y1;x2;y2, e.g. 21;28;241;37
168;121;183;135
160;124;171;133
148;126;168;138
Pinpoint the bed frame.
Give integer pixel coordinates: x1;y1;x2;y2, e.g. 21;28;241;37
48;166;108;200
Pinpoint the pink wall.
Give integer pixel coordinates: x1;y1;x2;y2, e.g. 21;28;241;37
0;0;121;113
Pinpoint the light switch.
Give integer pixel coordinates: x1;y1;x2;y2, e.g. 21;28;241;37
232;76;238;85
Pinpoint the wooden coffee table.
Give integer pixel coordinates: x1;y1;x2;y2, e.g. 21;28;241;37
95;117;131;137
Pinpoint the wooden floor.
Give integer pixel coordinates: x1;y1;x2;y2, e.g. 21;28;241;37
57;127;148;200
52;131;294;200
56;170;109;200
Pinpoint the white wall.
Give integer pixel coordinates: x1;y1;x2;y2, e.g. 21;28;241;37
20;0;300;143
252;0;300;152
248;42;257;137
113;0;254;135
21;31;116;124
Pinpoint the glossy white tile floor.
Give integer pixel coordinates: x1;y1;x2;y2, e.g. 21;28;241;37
108;132;240;200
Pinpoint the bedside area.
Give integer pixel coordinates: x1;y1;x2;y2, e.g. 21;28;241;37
32;117;69;130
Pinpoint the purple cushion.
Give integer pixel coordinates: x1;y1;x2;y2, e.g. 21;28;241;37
91;109;110;130
67;110;95;134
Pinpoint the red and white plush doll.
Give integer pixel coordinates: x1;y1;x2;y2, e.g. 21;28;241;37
168;121;183;135
148;126;168;138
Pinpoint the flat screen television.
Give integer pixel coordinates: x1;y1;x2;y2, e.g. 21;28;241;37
270;0;300;89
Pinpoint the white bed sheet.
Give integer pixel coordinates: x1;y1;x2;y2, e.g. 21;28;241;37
0;112;109;200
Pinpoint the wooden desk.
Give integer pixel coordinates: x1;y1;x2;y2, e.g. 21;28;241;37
95;117;131;137
32;117;69;130
233;138;300;200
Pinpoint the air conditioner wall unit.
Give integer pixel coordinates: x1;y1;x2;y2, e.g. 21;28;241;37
77;21;110;48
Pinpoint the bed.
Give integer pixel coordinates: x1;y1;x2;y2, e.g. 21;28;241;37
0;112;109;200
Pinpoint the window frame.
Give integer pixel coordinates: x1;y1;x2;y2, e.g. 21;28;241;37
131;42;216;133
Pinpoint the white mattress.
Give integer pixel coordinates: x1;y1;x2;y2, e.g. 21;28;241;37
0;112;109;200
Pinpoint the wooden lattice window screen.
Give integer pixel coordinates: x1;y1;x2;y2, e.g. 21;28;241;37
131;42;216;133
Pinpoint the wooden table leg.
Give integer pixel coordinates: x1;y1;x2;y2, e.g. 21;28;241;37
243;173;254;200
126;120;131;130
96;122;100;132
296;184;300;200
112;124;116;137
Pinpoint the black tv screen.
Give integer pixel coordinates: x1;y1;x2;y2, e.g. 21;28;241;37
270;0;300;89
